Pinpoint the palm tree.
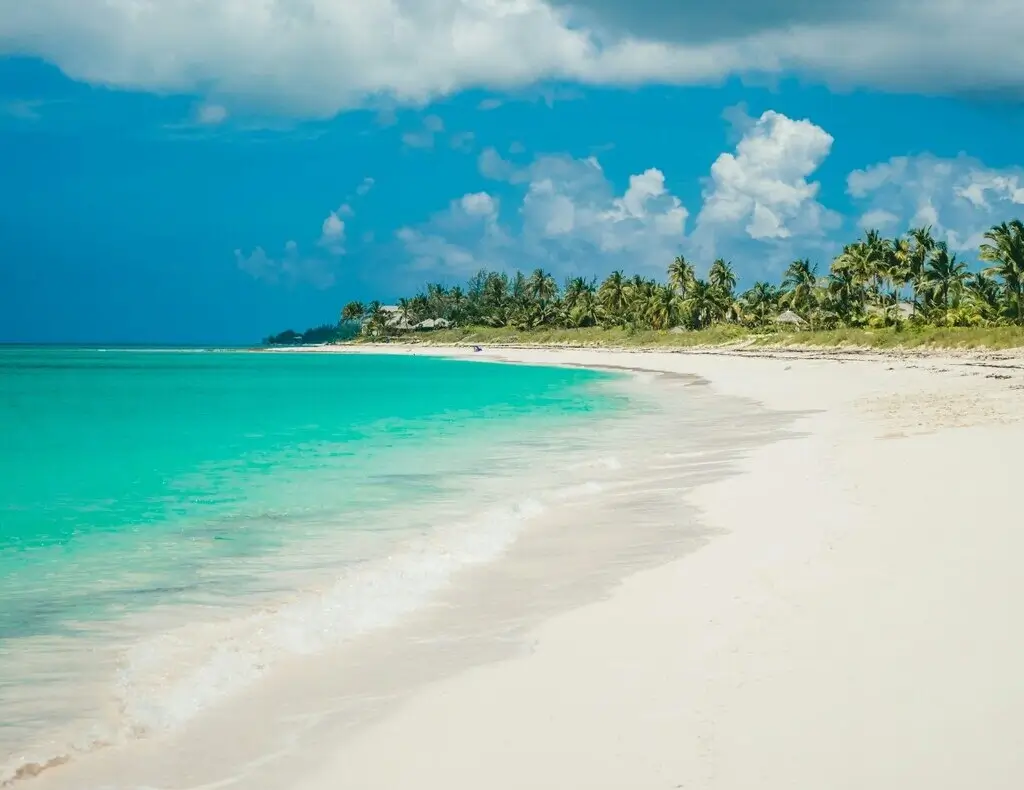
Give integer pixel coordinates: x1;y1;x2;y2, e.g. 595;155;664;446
396;297;416;327
340;301;366;323
527;268;558;303
922;242;970;323
365;300;387;336
980;220;1024;322
667;255;696;297
882;236;913;324
683;279;724;329
741;281;780;327
341;213;1024;338
562;276;594;313
509;271;528;305
646;285;681;330
708;259;737;299
424;283;448;314
447;286;466;324
782;259;818;321
836;232;887;307
906;226;935;310
567;291;601;328
598;270;629;324
623;276;657;328
965;272;1002;323
826;265;862;324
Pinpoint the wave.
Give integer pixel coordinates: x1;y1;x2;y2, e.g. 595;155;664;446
1;480;609;785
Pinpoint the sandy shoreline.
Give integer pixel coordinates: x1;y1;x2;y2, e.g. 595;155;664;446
26;345;1024;789
292;344;1024;789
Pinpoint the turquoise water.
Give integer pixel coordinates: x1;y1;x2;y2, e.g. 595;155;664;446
0;347;627;775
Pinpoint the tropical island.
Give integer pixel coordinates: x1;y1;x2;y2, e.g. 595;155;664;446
266;219;1024;349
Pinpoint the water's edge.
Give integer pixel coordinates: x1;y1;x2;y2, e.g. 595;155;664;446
16;365;805;790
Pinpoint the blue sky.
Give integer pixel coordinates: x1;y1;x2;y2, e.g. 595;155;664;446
2;1;1023;343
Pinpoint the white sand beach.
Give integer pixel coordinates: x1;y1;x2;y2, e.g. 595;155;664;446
25;345;1024;790
292;345;1024;789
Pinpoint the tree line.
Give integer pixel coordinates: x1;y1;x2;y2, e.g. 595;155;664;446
339;219;1024;336
263;323;360;346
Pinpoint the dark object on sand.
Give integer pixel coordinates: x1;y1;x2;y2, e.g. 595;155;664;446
473;345;483;352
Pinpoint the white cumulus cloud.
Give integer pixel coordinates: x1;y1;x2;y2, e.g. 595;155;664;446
396;150;688;281
319;210;347;255
236;181;377;287
2;0;1022;117
847;154;1024;251
459;192;500;219
394;109;854;284
692;109;839;270
398;191;508;275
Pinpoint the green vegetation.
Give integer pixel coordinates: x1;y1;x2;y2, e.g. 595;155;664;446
333;219;1024;350
406;324;1024;350
263;322;360;346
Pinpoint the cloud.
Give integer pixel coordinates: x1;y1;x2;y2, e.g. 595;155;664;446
459;192;500;219
847;154;1024;251
398;192;507;275
4;0;1022;117
402;116;476;152
396;108;851;284
550;0;869;43
450;131;476;152
548;0;1024;95
195;103;228;125
234;242;338;290
396;151;688;280
478;147;527;183
319;210;347;255
402;114;445;149
858;209;900;230
236;181;375;287
322;214;345;238
692;110;839;264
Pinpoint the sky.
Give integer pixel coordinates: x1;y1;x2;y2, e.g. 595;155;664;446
2;1;1024;344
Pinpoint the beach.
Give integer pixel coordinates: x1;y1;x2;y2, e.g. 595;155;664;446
296;345;1024;789
22;345;1024;789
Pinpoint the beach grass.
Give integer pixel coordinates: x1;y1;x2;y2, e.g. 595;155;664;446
357;324;1024;351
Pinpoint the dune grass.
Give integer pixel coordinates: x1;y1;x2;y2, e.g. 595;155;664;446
358;324;1024;351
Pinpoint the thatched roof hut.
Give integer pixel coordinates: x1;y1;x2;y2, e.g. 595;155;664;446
414;318;451;331
776;310;806;326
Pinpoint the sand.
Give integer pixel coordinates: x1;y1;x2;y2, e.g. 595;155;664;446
293;345;1024;789
23;345;1024;789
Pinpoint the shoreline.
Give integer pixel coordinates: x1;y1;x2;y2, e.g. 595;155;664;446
24;356;783;789
290;345;1024;789
26;347;1024;789
261;338;1024;366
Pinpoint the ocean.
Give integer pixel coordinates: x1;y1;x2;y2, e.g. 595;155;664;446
0;347;635;782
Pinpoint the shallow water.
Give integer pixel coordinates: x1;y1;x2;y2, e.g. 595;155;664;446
0;348;631;782
14;357;804;790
